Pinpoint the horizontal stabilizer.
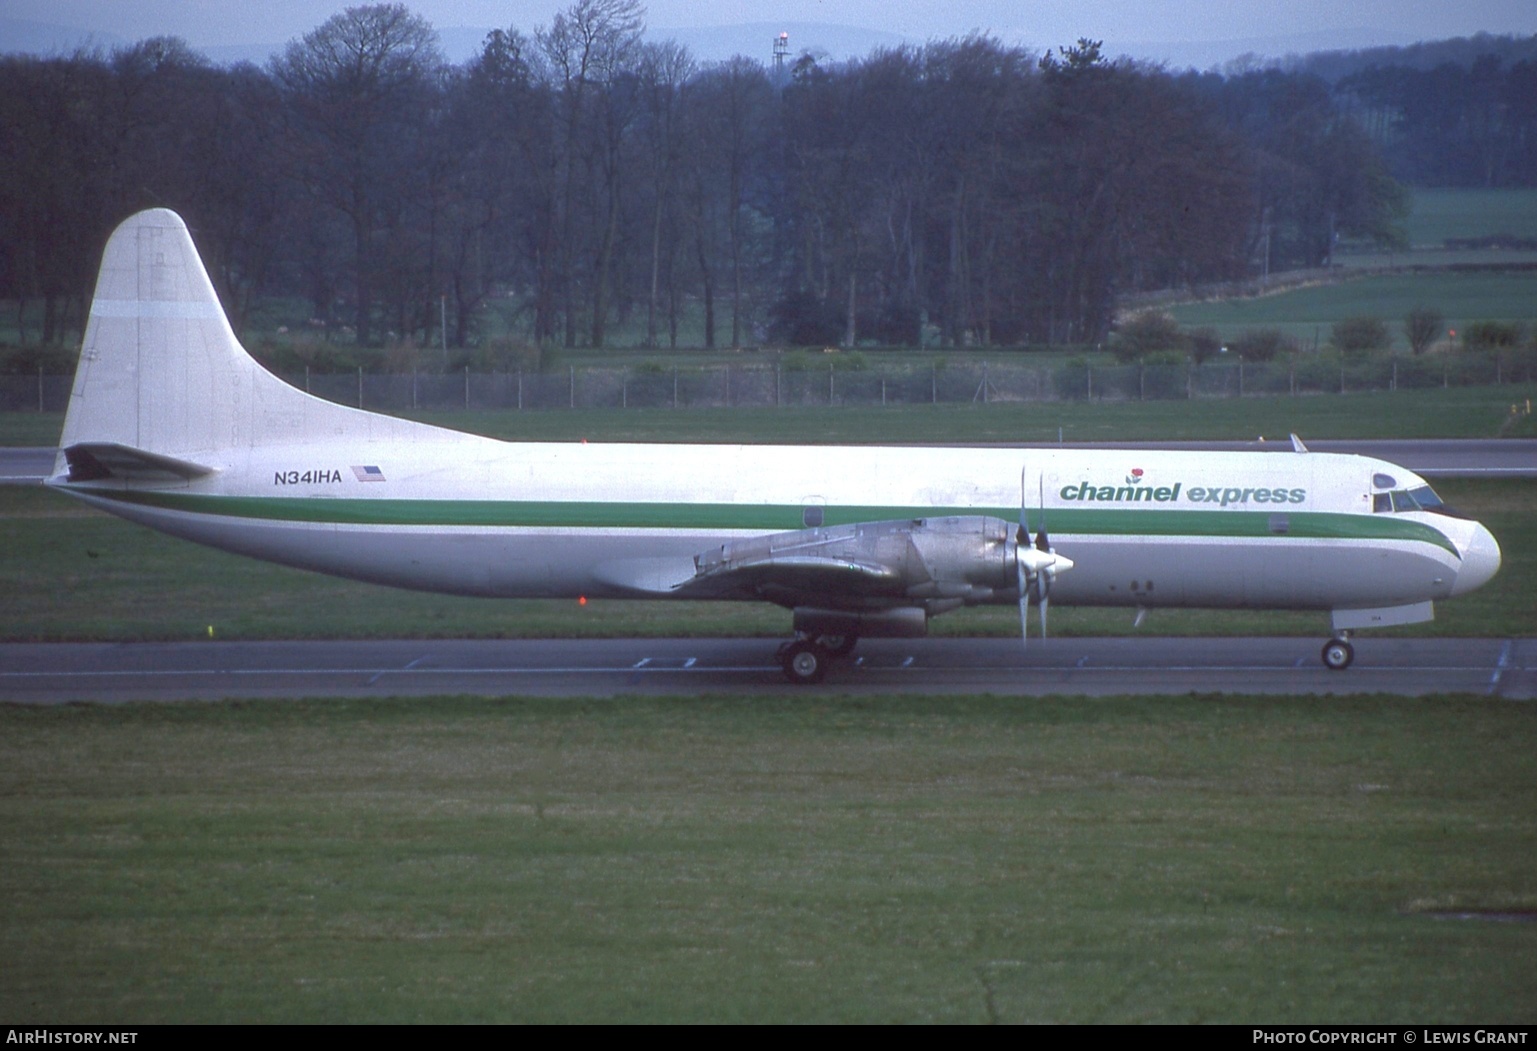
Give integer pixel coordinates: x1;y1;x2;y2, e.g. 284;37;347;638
63;442;217;484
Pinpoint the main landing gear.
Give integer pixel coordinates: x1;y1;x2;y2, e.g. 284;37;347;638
778;634;859;685
1321;634;1355;671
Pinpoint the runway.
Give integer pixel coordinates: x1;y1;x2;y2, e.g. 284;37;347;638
2;636;1531;702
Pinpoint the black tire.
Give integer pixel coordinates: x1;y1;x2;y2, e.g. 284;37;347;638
781;640;828;685
1322;638;1354;671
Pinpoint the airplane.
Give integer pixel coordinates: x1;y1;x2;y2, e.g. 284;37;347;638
47;209;1503;684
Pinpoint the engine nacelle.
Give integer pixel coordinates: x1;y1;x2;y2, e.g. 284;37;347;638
694;515;1019;613
792;605;929;639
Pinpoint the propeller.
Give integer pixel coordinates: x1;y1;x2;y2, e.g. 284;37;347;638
1015;467;1075;651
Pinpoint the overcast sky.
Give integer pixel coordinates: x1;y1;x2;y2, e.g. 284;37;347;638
6;0;1537;66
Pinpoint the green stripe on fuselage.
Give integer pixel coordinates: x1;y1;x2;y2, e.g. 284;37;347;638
81;489;1462;557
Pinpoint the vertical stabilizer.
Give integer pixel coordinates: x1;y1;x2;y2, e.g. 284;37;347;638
57;209;439;471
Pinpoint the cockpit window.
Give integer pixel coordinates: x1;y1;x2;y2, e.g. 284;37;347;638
1372;482;1466;517
1408;485;1444;511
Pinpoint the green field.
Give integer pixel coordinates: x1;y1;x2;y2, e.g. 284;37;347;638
2;693;1533;1023
6;382;1537;449
1168;270;1537;349
1402;188;1537;246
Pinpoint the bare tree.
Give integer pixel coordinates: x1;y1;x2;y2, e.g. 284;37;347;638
1405;307;1445;355
636;40;695;347
270;3;444;345
537;0;645;347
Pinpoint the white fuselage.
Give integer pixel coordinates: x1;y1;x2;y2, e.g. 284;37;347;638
58;438;1501;619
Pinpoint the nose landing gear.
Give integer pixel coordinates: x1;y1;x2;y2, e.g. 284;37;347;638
1322;634;1355;671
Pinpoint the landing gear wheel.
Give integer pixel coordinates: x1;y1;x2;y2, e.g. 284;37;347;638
816;633;858;657
781;640;829;685
1322;638;1355;671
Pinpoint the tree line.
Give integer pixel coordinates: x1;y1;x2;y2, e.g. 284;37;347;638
0;1;1436;356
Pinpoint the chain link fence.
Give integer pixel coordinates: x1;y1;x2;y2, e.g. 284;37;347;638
6;352;1535;415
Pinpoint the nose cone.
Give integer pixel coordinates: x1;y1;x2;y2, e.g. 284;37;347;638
1451;523;1501;597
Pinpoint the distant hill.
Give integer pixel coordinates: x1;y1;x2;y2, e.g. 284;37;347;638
1284;32;1537;83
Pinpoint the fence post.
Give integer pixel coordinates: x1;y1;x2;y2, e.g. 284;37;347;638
1238;359;1244;398
1139;363;1144;401
412;368;418;410
673;368;678;408
1392;359;1398;391
1339;363;1345;395
1086;364;1092;401
518;368;523;410
776;364;781;407
622;369;628;409
358;366;363;408
829;364;834;404
569;365;575;408
932;365;937;404
464;365;470;409
37;365;44;412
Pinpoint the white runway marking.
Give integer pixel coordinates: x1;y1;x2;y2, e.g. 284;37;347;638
1489;640;1513;695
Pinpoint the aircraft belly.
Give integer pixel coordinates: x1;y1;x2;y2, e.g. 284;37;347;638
66;492;729;598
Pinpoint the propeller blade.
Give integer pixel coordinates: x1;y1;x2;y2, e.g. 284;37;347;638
1016;558;1029;652
1036;475;1050;552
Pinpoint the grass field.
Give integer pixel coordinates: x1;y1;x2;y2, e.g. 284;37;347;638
5;383;1537;448
1402;188;1537;246
1;693;1533;1023
1167;271;1537;349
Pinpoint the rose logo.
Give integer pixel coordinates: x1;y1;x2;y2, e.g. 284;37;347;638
1126;468;1145;485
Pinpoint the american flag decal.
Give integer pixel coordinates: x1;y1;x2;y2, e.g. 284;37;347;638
352;465;386;482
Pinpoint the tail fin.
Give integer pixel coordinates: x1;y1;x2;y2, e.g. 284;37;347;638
57;209;438;474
